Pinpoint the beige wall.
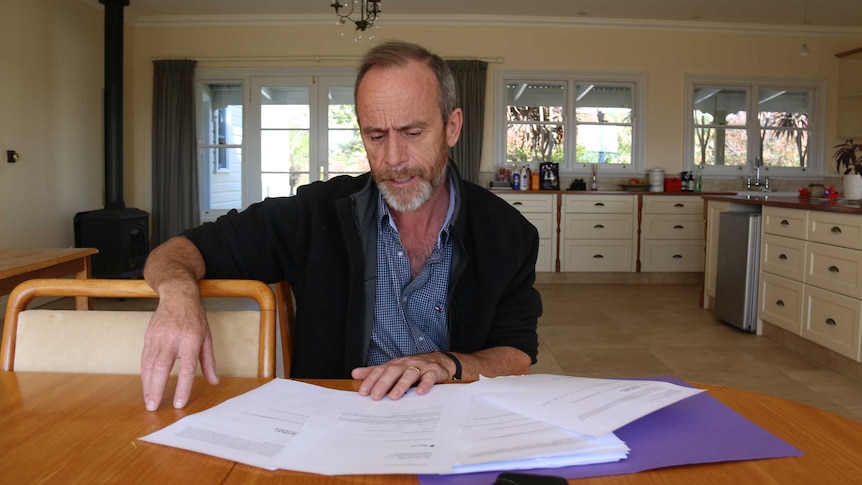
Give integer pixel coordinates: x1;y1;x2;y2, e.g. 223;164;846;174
2;5;862;248
0;0;104;248
130;22;861;212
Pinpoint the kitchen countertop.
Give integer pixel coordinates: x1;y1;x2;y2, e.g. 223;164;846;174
701;194;862;215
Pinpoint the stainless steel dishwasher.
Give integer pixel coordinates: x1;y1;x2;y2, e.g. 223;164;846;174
715;211;762;333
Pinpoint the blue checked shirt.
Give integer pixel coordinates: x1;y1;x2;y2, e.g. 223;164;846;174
366;181;456;366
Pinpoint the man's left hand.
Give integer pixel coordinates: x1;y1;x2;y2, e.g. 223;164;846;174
351;353;453;400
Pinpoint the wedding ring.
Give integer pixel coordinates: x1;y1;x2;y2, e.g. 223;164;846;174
407;366;422;376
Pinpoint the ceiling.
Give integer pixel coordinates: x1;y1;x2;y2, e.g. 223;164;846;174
104;0;862;31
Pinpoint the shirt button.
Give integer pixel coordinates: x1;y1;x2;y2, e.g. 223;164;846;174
397;251;404;257
418;337;425;342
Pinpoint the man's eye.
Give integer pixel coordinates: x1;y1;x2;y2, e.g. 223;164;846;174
406;131;421;138
370;134;384;141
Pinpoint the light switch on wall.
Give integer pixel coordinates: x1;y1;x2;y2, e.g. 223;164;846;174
7;150;19;163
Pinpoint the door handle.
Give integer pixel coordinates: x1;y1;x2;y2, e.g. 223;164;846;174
826;318;837;326
594;202;606;207
829;265;840;273
776;299;785;307
674;203;685;207
778;254;788;260
831;226;842;234
594;224;605;229
780;220;790;226
673;225;684;229
672;254;683;259
593;254;604;259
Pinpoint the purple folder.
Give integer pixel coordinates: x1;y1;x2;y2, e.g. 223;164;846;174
420;377;803;485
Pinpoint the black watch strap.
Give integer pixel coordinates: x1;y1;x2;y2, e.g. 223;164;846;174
439;351;462;380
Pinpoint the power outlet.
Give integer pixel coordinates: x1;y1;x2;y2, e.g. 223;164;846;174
7;150;19;163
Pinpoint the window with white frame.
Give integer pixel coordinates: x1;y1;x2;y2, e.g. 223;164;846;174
685;76;823;177
496;70;646;174
196;69;367;222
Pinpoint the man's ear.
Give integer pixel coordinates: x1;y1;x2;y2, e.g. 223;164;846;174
446;108;463;147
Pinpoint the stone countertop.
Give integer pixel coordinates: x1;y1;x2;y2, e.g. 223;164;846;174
701;194;862;215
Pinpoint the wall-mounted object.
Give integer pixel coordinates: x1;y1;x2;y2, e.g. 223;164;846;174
7;150;18;163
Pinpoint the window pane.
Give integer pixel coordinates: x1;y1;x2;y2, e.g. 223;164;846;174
201;147;242;209
506;82;565;163
507;123;564;163
261;87;309;129
261;130;309;173
758;89;809;168
201;83;243;211
328;86;368;176
693;88;748;126
575;84;632;123
576;125;631;164
693;127;748;167
262;172;310;198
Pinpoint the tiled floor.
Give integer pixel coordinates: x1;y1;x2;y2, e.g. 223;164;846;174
30;282;862;423
532;283;862;424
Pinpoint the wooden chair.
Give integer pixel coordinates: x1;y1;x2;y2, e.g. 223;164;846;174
0;278;277;378
274;280;295;376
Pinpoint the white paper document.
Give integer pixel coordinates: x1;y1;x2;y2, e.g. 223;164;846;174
466;374;704;437
140;374;701;475
140;379;335;470
274;383;474;475
452;397;628;474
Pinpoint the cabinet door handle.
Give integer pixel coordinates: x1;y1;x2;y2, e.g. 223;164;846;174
778;254;788;260
593;254;604;259
673;225;684;229
831;226;842;234
780;220;790;226
513;201;523;206
826;318;837;326
829;265;840;273
672;254;683;259
674;203;685;208
594;224;605;229
594;202;606;207
776;299;785;307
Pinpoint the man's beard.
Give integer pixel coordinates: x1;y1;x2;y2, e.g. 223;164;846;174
375;147;448;213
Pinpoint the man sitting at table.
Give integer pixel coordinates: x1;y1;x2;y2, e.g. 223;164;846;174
140;40;541;411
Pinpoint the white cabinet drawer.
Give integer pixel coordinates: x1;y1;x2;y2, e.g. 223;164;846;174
563;213;634;240
562;240;634;272
761;234;806;281
763;207;808;239
642;196;703;214
640;240;705;272
759;272;804;334
640;214;704;240
805;242;862;299
495;193;555;213
808;211;862;251
802;285;862;361
563;194;634;214
536;238;554;273
521;212;555;239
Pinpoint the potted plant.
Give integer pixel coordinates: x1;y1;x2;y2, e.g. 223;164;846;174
833;139;862;199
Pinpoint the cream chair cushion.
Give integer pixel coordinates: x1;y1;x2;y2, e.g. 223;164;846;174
14;309;261;377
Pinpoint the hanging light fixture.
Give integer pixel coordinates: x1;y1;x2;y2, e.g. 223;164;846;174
799;0;811;57
332;0;381;41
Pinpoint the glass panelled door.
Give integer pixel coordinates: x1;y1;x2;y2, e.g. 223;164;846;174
199;82;244;222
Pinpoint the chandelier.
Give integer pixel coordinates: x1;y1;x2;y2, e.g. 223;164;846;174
332;0;381;40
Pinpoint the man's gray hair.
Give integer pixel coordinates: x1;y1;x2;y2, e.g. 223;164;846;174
354;41;457;126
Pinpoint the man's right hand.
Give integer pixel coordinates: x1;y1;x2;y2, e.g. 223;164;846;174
141;289;217;411
140;236;213;411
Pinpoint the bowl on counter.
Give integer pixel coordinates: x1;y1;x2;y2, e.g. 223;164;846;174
619;184;651;192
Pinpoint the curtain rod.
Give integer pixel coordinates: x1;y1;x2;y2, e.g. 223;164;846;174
151;55;504;63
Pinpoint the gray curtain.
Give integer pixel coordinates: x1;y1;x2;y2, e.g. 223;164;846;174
446;60;488;184
151;59;199;246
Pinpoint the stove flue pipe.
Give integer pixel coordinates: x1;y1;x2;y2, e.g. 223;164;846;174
99;0;129;210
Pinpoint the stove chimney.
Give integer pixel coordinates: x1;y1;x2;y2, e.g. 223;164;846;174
74;0;149;279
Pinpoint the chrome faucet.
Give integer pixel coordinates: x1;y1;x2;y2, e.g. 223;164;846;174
746;157;770;192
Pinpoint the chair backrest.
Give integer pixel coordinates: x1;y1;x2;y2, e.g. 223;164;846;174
0;278;277;378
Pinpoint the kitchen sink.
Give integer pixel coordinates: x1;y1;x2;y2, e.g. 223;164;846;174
735;191;800;197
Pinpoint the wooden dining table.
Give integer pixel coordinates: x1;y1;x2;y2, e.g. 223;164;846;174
2;372;862;484
0;248;98;310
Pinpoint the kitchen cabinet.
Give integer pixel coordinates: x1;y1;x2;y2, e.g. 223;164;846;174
703;201;729;307
758;207;862;361
561;194;636;272
758;207;808;334
640;195;704;272
492;192;557;272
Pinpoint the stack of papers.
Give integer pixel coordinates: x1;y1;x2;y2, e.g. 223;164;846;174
140;374;703;475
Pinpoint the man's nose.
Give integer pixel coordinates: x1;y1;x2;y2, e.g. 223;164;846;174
382;136;407;167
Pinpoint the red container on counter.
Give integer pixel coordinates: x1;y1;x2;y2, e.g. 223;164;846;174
664;177;682;192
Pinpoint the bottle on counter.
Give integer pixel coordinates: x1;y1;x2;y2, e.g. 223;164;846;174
695;170;702;193
521;165;529;191
512;170;520;190
531;170;540;190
